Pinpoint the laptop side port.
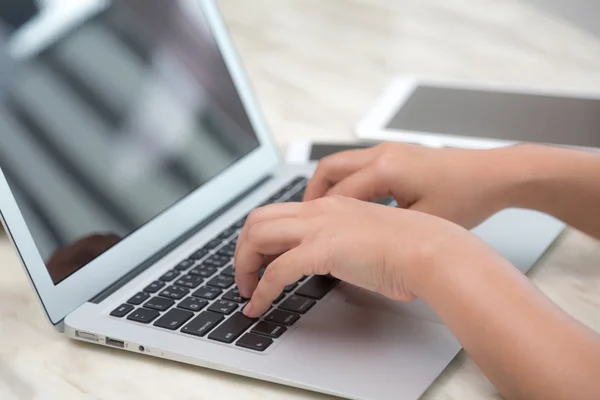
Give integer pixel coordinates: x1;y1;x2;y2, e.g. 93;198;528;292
105;337;125;348
75;331;99;342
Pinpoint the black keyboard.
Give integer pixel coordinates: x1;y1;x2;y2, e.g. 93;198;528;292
110;177;339;352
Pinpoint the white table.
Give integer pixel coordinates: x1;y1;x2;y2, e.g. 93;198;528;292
2;1;600;399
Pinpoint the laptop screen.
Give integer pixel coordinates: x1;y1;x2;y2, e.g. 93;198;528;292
0;0;260;284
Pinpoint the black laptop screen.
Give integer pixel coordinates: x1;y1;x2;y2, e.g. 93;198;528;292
0;0;260;284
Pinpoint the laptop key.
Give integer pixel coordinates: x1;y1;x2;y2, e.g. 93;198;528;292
189;264;217;278
174;259;195;271
189;248;209;260
208;313;257;344
221;265;235;277
206;275;234;289
296;275;339;299
223;288;247;303
236;333;273;352
192;286;222;300
110;304;134;318
174;274;204;289
181;311;224;337
279;295;315;314
284;177;306;191
251;321;287;338
217;243;236;258
143;296;175;312
288;192;304;202
204;254;230;268
204;239;222;250
293;176;308;186
218;227;236;240
154;309;194;330
208;300;239;315
159;270;180;282
127;292;150;306
178;297;209;312
159;286;189;300
283;283;298;293
231;218;246;230
127;308;160;324
143;280;165;294
265;309;300;326
273;293;286;304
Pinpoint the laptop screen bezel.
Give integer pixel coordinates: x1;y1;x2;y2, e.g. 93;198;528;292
0;0;280;326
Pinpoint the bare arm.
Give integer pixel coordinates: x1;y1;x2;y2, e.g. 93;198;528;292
409;236;600;400
235;198;600;400
235;143;600;399
501;144;600;240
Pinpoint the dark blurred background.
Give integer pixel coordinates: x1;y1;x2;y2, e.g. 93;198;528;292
0;0;38;31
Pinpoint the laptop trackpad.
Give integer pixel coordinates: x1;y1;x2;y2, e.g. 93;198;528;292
340;283;443;325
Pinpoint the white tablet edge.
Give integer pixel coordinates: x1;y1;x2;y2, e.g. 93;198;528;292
355;75;600;150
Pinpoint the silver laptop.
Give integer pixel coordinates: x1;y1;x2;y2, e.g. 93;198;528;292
0;1;565;399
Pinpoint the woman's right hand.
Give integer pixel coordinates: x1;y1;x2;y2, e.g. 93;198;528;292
234;195;495;318
304;142;525;229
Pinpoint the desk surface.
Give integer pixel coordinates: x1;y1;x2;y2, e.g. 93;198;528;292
2;0;600;399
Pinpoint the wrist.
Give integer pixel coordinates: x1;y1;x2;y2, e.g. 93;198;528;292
400;218;494;300
490;144;586;214
405;226;506;301
481;144;558;212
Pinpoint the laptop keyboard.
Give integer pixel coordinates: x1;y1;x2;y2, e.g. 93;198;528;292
109;177;339;352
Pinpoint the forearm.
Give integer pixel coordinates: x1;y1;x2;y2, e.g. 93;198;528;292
495;144;600;239
410;237;600;400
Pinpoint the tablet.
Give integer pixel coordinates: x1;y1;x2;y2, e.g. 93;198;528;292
285;140;377;164
356;76;600;150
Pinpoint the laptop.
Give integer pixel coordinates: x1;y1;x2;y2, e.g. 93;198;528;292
0;1;565;399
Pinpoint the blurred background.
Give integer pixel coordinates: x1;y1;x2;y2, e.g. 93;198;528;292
217;0;600;147
0;1;599;397
1;0;600;239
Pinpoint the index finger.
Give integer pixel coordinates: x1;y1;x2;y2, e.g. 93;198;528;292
244;246;317;318
303;148;378;201
235;217;307;298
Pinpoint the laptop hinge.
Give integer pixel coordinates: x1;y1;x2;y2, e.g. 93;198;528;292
90;175;272;304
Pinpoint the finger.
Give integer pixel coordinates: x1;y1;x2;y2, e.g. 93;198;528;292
304;148;379;201
235;218;309;298
244;245;324;318
234;202;303;263
325;164;391;201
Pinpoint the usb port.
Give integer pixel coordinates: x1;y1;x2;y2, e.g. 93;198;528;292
105;337;125;348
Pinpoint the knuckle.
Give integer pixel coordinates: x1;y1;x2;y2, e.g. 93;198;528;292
246;208;267;226
316;195;343;209
318;155;337;172
373;153;395;177
246;220;268;243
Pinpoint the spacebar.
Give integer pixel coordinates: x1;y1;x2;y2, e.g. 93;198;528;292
208;313;257;343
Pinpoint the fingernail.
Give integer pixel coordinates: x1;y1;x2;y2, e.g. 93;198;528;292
243;302;253;317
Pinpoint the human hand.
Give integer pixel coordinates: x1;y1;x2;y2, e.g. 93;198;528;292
304;142;522;229
235;196;486;318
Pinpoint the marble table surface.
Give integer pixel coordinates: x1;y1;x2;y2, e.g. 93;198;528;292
2;0;600;399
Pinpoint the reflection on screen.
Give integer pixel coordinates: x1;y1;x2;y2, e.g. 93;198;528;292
0;0;260;284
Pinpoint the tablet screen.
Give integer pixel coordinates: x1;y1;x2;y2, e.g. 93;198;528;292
387;85;600;147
